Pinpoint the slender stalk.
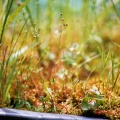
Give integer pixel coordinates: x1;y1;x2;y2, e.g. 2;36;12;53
111;0;120;22
0;0;14;44
112;69;120;89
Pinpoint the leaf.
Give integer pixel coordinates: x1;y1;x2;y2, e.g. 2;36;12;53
40;96;45;102
9;40;40;63
0;0;30;33
6;0;30;26
81;97;90;111
15;99;24;108
3;60;17;103
81;96;103;111
24;101;31;109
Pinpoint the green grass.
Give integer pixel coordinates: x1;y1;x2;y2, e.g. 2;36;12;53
0;0;120;119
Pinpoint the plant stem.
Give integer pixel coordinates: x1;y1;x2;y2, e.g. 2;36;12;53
111;0;120;22
0;0;14;44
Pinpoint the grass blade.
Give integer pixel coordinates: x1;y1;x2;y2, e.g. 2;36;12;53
5;0;31;29
3;60;17;103
0;0;31;44
0;0;14;44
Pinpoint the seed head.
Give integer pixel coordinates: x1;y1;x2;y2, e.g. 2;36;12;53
16;1;21;6
66;23;68;26
34;36;37;38
61;18;64;21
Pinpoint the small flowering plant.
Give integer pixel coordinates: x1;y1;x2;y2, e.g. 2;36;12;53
81;86;103;111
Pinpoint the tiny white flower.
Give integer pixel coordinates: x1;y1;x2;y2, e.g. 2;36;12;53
56;68;68;80
55;30;60;35
69;47;74;51
49;53;56;59
76;51;80;55
72;62;77;66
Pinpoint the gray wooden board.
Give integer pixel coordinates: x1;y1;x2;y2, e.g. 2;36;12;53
0;108;108;120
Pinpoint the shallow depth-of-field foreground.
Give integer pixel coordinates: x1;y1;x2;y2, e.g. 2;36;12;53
0;0;120;119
